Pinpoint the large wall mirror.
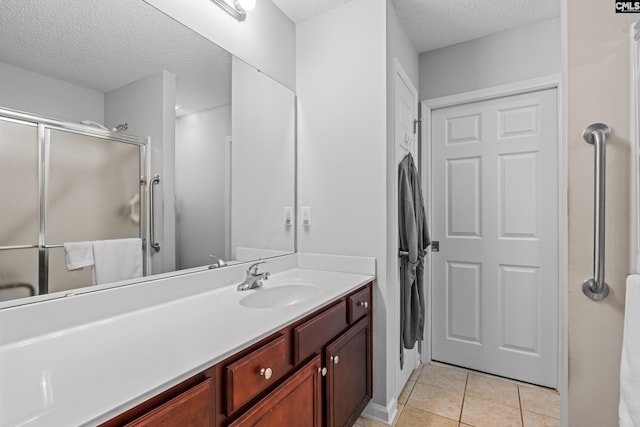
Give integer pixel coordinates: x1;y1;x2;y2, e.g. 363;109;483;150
0;0;295;306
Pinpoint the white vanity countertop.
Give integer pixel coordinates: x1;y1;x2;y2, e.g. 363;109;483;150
0;254;375;427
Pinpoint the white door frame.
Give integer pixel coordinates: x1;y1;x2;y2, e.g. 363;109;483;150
420;75;566;391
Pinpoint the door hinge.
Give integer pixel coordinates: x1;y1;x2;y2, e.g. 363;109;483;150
431;241;439;252
413;119;422;134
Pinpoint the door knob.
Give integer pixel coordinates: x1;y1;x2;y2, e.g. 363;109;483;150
331;355;339;365
317;367;327;376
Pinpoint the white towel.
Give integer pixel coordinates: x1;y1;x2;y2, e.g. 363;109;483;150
92;238;143;285
620;274;640;427
63;241;95;270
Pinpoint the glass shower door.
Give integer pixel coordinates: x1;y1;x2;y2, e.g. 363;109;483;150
0;118;39;301
45;128;142;293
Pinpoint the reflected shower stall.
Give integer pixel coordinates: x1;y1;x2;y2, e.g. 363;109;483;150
0;108;147;302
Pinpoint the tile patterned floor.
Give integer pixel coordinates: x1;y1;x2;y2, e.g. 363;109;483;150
356;363;560;427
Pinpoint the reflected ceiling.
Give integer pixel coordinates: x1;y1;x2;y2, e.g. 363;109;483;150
0;0;231;115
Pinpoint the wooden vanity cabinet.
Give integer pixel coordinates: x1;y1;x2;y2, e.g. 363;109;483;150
227;355;323;427
99;368;215;427
102;282;372;427
225;334;292;414
219;283;372;427
325;316;372;427
124;379;213;427
293;300;348;365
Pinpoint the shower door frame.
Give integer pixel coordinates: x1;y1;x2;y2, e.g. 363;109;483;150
0;107;148;297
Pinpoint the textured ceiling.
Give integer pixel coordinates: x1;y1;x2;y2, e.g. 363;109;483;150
392;0;560;52
0;0;232;116
271;0;560;53
0;0;561;116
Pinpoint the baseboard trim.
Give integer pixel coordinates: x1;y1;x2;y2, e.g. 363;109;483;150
361;398;398;425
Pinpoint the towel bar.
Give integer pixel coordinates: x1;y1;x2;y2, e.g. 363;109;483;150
0;244;38;251
583;123;611;301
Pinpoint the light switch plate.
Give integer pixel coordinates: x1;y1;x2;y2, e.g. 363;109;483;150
301;206;311;226
283;207;293;226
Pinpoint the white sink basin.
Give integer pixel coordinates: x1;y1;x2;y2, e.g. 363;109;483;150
239;284;320;308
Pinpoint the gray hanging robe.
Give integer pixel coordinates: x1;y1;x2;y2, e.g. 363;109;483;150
398;153;430;368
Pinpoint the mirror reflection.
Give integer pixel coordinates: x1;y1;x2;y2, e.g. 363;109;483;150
0;0;295;305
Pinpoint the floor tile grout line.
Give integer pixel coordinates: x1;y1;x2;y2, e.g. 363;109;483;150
462;372;522;410
518;383;561;420
458;392;523;412
402;365;464;425
459;372;469;423
414;363;560;426
518;384;524;427
519;408;562;421
400;381;416;407
412;379;467;395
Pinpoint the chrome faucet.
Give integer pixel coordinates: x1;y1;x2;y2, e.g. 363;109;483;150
208;255;227;270
237;261;270;291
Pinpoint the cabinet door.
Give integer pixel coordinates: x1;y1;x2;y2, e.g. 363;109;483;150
228;355;322;427
124;379;213;427
325;316;372;427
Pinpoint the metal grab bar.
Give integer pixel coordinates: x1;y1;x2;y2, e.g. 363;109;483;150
149;174;161;252
582;123;611;300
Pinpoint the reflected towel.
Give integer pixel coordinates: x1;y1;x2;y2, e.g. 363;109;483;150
92;238;142;285
63;241;94;270
620;274;640;427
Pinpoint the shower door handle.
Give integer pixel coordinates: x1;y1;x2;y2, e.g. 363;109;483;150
149;174;161;252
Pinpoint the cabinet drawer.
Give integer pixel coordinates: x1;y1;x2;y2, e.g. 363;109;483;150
294;301;347;365
225;334;290;415
348;286;371;324
228;355;322;427
124;378;212;427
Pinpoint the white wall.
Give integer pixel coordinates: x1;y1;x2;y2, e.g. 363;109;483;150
419;17;561;100
0;61;104;123
142;0;295;91
175;105;231;269
565;2;629;425
296;0;392;418
231;57;295;256
385;0;420;405
105;71;177;274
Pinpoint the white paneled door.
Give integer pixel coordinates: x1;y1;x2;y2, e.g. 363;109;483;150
430;88;559;387
394;59;420;392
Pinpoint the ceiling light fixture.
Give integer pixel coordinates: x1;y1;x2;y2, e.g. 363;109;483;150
209;0;255;22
